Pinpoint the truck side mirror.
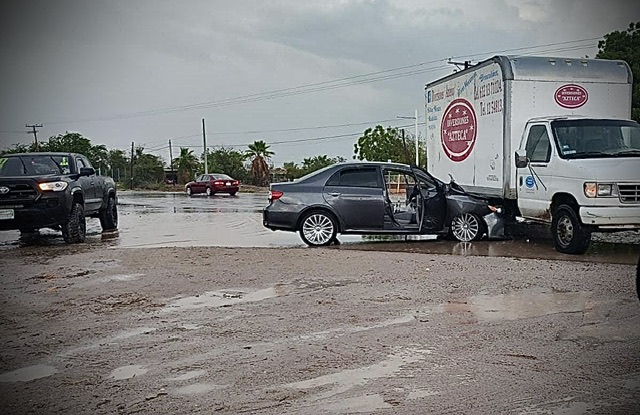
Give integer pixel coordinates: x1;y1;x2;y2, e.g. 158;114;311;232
79;167;95;176
514;152;529;169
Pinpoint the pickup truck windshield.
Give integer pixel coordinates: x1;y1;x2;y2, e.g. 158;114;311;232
0;155;72;176
552;119;640;159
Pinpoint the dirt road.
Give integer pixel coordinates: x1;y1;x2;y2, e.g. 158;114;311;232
1;245;639;414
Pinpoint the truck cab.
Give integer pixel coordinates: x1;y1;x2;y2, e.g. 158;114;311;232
515;117;640;253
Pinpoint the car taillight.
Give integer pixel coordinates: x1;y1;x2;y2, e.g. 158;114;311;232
268;190;283;201
233;181;239;185
214;181;224;185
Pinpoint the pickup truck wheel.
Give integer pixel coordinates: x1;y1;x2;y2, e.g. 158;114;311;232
62;203;86;244
99;196;118;231
551;204;591;254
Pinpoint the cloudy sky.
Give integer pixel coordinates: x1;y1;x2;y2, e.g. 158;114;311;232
1;0;638;166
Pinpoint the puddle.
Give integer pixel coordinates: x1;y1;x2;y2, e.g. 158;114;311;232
173;383;227;395
407;388;440;399
444;288;591;322
166;370;207;381
318;394;392;413
518;398;591;414
285;347;431;400
298;314;415;341
162;287;278;312
109;364;148;380
0;364;58;382
59;327;156;358
180;324;201;330
103;273;145;282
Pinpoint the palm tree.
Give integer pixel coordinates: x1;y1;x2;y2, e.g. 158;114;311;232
246;140;274;187
174;147;200;184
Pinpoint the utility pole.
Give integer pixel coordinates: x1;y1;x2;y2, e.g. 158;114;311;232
202;118;208;174
26;124;42;151
130;142;134;190
169;139;175;186
397;111;419;166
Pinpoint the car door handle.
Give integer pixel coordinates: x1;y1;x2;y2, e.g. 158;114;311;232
328;192;341;197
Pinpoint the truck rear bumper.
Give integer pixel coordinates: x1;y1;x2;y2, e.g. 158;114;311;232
580;206;640;228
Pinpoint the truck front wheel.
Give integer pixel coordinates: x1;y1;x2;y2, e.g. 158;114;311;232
551;204;590;254
62;203;86;244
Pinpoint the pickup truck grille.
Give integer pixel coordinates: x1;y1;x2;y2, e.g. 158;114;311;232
618;184;640;203
0;183;38;203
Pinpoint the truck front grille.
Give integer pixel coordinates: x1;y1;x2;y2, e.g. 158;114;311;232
0;183;38;203
618;184;640;203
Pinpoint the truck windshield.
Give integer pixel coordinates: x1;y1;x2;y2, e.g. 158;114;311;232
0;155;72;176
551;119;640;159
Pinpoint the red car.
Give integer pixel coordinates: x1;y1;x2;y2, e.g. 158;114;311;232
185;174;239;196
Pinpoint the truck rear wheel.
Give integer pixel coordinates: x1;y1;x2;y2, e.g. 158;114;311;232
62;203;86;244
99;196;118;231
551;204;590;254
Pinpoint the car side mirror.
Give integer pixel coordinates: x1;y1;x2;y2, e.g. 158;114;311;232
79;167;95;176
514;151;529;169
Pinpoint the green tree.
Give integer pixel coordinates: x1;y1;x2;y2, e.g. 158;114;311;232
205;146;250;183
174;147;200;185
107;149;129;182
246;140;274;187
353;125;419;165
132;146;164;187
0;143;36;155
283;161;301;180
300;155;344;176
597;22;640;122
41;132;94;156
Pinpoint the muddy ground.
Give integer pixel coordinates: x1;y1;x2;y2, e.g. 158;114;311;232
0;244;639;414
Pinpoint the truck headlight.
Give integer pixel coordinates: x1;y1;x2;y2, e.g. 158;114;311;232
38;181;68;192
583;182;617;198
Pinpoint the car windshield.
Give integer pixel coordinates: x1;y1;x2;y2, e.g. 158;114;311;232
0;155;71;176
211;174;232;180
552;119;640;159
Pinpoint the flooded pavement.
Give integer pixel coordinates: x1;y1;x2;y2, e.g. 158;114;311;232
0;190;637;264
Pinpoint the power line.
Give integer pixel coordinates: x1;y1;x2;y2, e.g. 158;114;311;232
40;36;602;126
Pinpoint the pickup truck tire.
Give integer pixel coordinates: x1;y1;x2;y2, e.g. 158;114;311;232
62;203;86;244
99;196;118;231
551;204;591;255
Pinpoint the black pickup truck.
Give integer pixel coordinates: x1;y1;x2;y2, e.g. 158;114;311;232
0;152;118;243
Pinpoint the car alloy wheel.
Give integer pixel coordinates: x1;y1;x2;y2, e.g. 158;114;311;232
300;211;336;246
186;187;192;196
206;187;212;196
450;213;482;242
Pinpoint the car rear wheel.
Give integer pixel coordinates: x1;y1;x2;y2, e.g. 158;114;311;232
299;210;337;247
450;213;484;242
185;187;192;196
206;187;212;196
62;203;86;244
229;191;237;196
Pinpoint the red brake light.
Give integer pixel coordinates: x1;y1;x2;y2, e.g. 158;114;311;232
233;181;239;185
214;180;224;185
269;190;283;201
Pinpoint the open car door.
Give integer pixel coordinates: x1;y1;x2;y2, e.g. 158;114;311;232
411;168;447;233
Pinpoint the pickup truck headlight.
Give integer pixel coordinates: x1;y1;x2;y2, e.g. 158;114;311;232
38;181;68;192
584;182;618;198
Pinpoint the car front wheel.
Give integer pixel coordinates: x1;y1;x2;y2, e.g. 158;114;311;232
450;213;484;242
299;210;337;247
185;187;192;196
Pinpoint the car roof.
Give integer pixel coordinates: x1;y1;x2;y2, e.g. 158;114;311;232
3;152;77;157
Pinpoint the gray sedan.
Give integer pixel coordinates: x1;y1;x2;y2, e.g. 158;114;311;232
262;161;503;246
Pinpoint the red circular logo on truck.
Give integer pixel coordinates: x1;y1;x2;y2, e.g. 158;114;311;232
554;84;588;109
440;98;477;162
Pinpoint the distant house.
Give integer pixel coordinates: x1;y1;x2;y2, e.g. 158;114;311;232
269;167;288;183
164;167;178;184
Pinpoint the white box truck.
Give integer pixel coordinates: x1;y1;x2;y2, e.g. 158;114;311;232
425;55;640;254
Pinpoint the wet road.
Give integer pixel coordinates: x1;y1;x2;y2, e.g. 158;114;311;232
0;191;638;264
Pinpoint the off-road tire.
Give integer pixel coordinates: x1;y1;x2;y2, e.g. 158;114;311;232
551;204;591;254
62;203;86;244
99;196;118;231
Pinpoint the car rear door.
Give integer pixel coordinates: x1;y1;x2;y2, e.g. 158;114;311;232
322;166;384;230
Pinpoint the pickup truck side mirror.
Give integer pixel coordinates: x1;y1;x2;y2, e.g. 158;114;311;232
514;152;529;169
79;167;95;176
